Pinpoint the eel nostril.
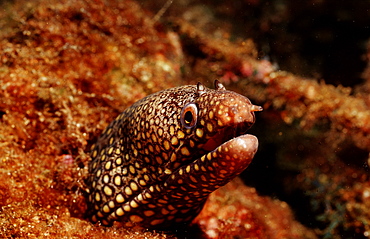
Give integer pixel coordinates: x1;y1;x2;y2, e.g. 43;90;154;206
230;106;238;116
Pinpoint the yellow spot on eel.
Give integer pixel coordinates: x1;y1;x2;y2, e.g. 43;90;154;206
87;80;262;229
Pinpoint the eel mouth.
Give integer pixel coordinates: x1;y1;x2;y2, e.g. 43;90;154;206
201;124;250;152
196;133;259;177
163;133;259;193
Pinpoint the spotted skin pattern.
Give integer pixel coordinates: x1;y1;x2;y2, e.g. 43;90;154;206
87;80;262;229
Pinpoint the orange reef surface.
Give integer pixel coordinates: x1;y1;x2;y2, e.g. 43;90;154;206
0;0;369;238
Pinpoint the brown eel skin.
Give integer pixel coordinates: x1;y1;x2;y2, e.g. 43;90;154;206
86;80;262;229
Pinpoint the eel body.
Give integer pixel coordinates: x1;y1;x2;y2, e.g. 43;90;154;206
87;80;262;229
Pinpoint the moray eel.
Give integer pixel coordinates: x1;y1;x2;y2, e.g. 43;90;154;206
87;80;262;229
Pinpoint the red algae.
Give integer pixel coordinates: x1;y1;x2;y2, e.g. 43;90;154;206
1;0;369;238
0;0;182;238
195;178;317;239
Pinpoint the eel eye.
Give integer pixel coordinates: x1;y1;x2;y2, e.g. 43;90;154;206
180;103;198;129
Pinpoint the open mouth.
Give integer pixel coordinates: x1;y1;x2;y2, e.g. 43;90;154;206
164;132;259;196
201;123;251;152
157;122;258;189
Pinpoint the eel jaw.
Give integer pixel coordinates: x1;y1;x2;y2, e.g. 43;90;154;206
177;134;259;189
157;134;259;226
105;134;259;229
